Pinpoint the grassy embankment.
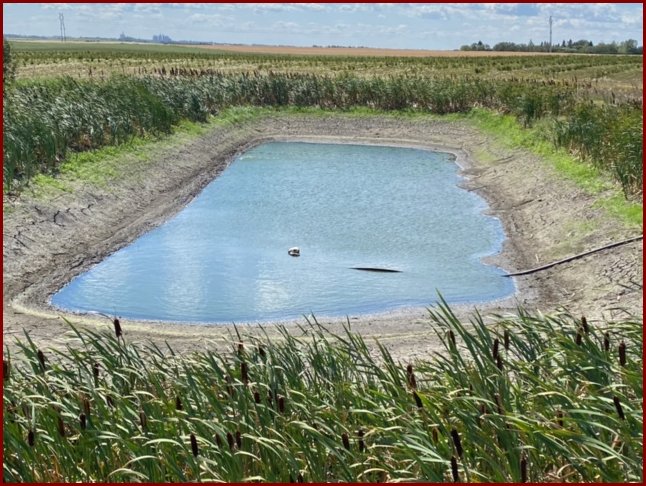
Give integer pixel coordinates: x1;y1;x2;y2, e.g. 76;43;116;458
3;302;642;482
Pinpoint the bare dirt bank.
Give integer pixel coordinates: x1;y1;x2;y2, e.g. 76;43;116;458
3;113;642;359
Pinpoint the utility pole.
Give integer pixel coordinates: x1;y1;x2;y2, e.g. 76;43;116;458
59;13;66;42
549;15;553;53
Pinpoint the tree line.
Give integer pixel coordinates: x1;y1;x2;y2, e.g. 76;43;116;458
461;39;642;55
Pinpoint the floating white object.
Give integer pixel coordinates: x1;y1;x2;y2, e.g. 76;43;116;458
288;247;300;257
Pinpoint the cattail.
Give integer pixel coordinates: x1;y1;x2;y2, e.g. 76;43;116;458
431;427;439;443
450;428;463;457
496;354;503;371
447;330;456;347
575;329;583;345
618;341;626;366
253;390;261;404
113;318;122;338
226;375;234;397
57;415;65;437
503;329;510;351
492;338;499;361
37;350;46;371
190;433;199;457
175;395;183;411
613;396;625;420
258;345;266;359
556;409;564;428
278;395;286;413
267;389;273;406
215;433;223;448
79;413;87;430
413;391;423;409
406;364;417;390
83;397;91;417
450;456;459;482
3;358;9;381
603;332;610;352
341;432;350;450
581;316;589;334
241;362;249;385
237;342;244;356
357;429;365;453
235;430;242;449
226;431;235;450
520;453;528;482
494;393;505;415
106;395;114;408
297;472;304;482
92;362;100;386
139;410;147;431
27;429;35;447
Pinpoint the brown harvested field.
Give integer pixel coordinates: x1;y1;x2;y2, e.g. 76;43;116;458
196;43;569;57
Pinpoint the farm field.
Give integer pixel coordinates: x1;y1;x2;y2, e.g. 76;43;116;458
3;39;643;482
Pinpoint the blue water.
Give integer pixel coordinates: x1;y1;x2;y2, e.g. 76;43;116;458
51;142;515;323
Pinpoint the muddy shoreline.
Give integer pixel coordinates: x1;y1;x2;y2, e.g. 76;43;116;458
3;113;642;358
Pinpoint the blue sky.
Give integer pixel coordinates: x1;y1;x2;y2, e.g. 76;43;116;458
3;3;643;50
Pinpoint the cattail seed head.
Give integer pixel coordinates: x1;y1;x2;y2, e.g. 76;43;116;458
226;375;234;397
520;453;528;483
406;364;417;390
113;318;122;338
235;430;242;449
28;429;35;447
79;413;87;430
258;345;266;359
190;433;199;457
581;316;589;334
175;395;183;411
341;432;350;450
92;362;99;386
603;332;610;352
413;391;423;409
358;429;365;453
241;362;249;385
3;358;10;381
267;389;273;406
496;354;503;371
450;428;463;457
492;338;499;361
37;350;46;371
278;395;286;413
503;329;510;351
226;431;234;450
83;397;91;417
613;396;625;420
575;329;583;346
494;393;504;415
556;409;564;428
450;456;459;482
432;427;439;443
57;415;65;437
253;390;261;404
619;341;626;366
237;342;244;356
139;410;147;431
215;434;223;448
448;330;456;347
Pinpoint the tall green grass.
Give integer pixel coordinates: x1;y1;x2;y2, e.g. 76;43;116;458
3;304;642;482
3;70;642;198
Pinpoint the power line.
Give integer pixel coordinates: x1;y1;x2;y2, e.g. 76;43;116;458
59;13;66;42
549;15;553;53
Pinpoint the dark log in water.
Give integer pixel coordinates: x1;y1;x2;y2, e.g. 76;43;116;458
351;267;402;273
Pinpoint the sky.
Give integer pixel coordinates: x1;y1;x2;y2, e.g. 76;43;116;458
3;3;643;50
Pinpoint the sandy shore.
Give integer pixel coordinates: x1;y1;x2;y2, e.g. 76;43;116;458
3;113;642;359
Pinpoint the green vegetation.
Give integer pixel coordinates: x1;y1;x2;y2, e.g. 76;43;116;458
3;41;642;200
3;304;641;482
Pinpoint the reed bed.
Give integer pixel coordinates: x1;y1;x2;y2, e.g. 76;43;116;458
3;70;642;198
3;303;642;482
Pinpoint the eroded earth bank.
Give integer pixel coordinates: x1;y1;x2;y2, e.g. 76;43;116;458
3;114;642;359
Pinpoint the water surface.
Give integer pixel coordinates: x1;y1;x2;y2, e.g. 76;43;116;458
52;142;514;322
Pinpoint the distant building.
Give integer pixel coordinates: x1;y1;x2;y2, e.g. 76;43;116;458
153;34;173;44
